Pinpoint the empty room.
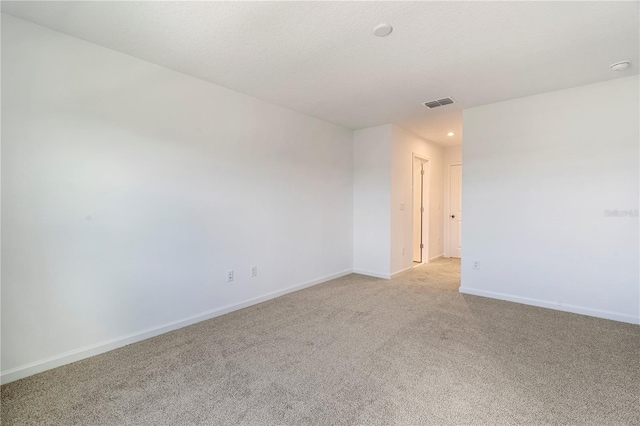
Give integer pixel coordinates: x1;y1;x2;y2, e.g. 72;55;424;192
1;1;638;425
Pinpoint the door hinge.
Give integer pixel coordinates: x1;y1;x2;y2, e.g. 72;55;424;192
421;207;424;213
420;244;424;249
421;169;425;175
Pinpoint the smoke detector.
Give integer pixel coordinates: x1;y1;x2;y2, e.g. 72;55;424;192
372;23;393;37
610;61;630;72
423;97;455;108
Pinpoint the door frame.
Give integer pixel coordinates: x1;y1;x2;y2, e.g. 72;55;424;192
411;153;430;265
444;162;462;258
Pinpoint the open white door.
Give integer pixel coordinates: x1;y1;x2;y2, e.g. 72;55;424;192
449;164;462;258
413;157;429;264
413;159;423;263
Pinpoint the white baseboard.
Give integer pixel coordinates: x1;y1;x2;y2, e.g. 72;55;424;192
352;269;390;279
390;266;413;278
1;269;353;385
429;254;444;261
459;286;640;325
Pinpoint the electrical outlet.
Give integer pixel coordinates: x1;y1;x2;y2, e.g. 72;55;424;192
473;261;480;270
226;270;234;282
250;265;257;277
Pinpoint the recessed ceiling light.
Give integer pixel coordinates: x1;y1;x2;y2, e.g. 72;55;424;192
447;132;455;137
372;23;393;37
610;60;631;71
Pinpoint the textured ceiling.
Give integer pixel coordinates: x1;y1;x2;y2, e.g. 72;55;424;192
2;1;638;146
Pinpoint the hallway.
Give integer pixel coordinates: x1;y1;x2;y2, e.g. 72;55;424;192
406;257;461;291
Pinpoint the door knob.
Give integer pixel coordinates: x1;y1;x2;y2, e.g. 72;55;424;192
451;215;455;218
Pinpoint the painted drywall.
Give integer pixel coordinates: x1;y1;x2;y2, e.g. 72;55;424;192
461;76;640;324
443;146;462;258
352;125;392;278
4;1;638;146
1;15;354;382
390;126;444;275
444;146;462;165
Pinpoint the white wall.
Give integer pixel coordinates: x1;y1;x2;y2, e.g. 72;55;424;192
444;146;462;166
1;15;354;382
443;145;462;258
352;125;392;278
461;76;640;324
391;126;444;274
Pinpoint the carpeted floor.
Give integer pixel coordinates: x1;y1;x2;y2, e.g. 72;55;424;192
2;258;639;425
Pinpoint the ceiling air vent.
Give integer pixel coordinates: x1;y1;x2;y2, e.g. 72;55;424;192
423;97;455;108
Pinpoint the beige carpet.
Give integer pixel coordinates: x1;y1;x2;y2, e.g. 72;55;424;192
2;258;639;425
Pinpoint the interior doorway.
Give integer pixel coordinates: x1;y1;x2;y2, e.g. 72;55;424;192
448;164;462;258
412;156;429;265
